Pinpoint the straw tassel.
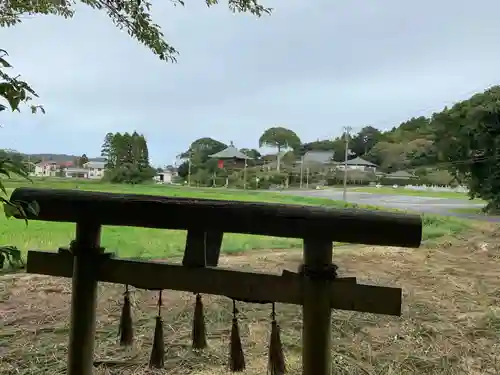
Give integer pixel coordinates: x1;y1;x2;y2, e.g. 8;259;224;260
192;293;207;350
229;299;245;372
149;290;165;369
118;284;133;346
268;303;286;375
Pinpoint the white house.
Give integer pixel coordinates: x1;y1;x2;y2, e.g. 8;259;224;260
83;161;106;179
154;166;178;184
34;161;58;177
32;159;107;179
34;161;73;177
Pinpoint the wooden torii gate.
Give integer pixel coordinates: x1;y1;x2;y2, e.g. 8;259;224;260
10;187;422;375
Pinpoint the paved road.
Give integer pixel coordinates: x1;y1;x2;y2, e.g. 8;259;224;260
278;188;500;221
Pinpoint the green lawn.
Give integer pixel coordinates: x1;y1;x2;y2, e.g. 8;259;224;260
350;186;484;201
0;179;475;260
448;207;497;216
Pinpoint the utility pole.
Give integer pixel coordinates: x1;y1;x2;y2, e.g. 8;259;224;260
243;159;248;189
299;155;304;189
187;157;192;187
342;126;352;201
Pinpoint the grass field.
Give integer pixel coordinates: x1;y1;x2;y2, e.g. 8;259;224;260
0;178;496;374
350;186;485;201
449;207;487;215
0;223;497;374
0;179;473;259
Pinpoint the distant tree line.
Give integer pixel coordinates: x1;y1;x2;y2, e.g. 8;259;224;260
100;132;155;184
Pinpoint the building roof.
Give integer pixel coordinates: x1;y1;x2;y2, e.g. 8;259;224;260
84;161;106;169
37;161;73;167
345;157;378;167
301;151;335;165
209;144;251;160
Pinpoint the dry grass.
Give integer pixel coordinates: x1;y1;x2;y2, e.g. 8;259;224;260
2;225;500;375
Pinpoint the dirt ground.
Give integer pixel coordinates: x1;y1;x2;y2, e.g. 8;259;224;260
1;224;500;375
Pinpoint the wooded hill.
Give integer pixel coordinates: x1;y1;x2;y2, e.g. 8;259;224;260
0;152;104;164
300;113;436;172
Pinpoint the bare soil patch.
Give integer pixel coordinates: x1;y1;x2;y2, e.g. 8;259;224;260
1;227;500;375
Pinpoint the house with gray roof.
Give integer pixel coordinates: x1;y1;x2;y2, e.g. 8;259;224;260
208;143;252;160
301;151;336;166
338;157;378;172
83;161;106;179
208;142;251;170
292;150;338;175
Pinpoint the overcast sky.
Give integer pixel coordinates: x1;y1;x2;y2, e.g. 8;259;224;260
1;0;500;166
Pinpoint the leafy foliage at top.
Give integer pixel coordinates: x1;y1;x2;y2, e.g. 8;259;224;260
0;0;271;63
0;50;45;119
0;0;272;119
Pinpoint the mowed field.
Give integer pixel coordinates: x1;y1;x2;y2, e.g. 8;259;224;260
1;178;498;375
1;178;471;258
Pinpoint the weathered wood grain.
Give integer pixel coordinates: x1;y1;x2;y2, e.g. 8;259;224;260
27;250;402;316
11;187;422;247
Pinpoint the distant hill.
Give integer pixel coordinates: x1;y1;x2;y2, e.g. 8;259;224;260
1;151;105;163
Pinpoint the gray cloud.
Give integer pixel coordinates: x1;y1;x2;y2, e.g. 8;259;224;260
1;0;500;165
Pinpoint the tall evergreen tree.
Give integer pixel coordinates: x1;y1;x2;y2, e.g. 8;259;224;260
111;132;128;166
131;131;142;167
101;131;154;184
101;132;115;168
122;132;134;165
136;134;151;170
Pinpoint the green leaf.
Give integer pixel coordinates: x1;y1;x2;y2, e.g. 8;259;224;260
0;181;6;196
0;246;24;270
0;56;11;68
3;203;17;219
